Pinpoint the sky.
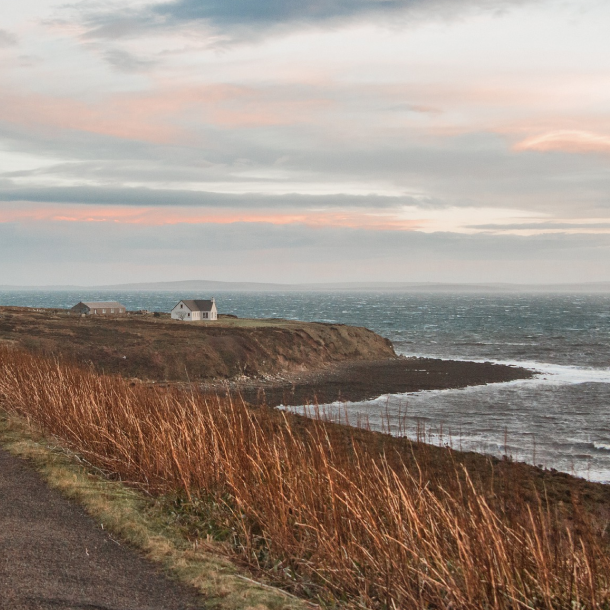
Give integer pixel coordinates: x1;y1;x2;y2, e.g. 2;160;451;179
1;0;610;285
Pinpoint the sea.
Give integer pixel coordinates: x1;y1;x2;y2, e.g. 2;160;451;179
2;290;610;482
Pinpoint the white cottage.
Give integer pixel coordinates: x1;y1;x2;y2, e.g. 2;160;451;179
171;298;218;321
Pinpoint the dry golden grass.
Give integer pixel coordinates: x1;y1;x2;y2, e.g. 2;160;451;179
0;412;304;610
1;344;610;609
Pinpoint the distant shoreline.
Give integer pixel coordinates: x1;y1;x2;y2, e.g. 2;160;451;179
2;280;610;293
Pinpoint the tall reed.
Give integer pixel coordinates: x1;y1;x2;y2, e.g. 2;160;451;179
1;344;609;609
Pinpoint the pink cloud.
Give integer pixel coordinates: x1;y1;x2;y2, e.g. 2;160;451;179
0;92;181;144
0;203;424;231
0;83;332;144
514;130;610;154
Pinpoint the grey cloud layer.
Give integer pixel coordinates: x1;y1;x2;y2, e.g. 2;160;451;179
82;0;535;40
2;117;610;216
103;49;158;73
3;219;602;257
469;222;610;230
0;185;417;209
0;29;17;47
152;0;423;27
1;220;608;285
153;0;539;31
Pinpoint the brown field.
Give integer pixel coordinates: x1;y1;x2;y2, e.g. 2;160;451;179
2;344;610;609
0;307;395;381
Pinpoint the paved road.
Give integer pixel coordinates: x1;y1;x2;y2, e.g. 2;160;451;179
0;449;203;610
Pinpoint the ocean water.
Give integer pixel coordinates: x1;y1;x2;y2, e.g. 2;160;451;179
2;290;610;482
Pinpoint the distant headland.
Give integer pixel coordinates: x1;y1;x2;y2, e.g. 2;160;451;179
2;279;610;292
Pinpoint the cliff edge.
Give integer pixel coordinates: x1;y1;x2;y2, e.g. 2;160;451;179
0;308;396;382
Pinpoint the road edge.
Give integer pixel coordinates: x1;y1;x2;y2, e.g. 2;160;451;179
0;410;309;610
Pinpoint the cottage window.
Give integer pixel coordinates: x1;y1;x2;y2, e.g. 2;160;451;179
111;309;115;314
180;304;183;309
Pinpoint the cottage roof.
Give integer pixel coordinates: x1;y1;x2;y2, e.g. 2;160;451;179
179;299;215;312
79;301;125;309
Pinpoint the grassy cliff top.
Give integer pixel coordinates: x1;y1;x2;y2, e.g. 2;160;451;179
0;307;396;382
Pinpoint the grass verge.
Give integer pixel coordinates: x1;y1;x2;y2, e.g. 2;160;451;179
0;410;307;610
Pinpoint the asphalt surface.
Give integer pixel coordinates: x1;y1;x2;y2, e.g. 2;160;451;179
0;449;203;610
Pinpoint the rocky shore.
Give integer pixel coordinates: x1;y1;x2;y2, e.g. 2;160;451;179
206;356;534;407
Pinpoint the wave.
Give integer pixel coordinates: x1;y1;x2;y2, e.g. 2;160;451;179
397;350;610;386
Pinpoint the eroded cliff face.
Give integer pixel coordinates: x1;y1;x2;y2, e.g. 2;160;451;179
0;308;396;382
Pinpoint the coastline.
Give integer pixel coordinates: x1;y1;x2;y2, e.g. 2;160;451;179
205;356;535;407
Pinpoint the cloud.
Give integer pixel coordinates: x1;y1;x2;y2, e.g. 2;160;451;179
17;55;43;68
153;0;533;28
0;185;418;208
514;130;610;154
1;220;609;286
0;29;17;47
0;83;332;149
153;0;411;28
81;16;152;41
103;49;158;72
2;117;610;221
0;202;426;231
469;222;610;230
0;90;182;144
464;221;610;235
81;0;536;41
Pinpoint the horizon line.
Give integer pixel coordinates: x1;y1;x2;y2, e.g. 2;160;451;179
2;279;610;292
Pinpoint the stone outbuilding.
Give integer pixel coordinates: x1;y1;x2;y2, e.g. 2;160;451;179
171;299;218;321
70;301;127;315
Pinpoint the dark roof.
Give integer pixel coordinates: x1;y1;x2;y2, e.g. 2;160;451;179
178;299;215;312
72;301;125;310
